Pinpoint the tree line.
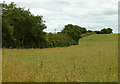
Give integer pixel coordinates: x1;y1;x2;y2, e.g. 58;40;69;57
2;2;113;49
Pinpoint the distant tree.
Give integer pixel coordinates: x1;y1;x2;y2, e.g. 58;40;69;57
62;24;87;42
81;32;96;38
106;28;113;34
101;28;113;34
95;31;102;34
45;33;77;48
88;30;93;33
55;33;77;47
95;28;113;34
101;28;107;34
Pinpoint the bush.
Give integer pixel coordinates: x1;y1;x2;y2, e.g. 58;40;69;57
81;32;96;38
45;33;77;48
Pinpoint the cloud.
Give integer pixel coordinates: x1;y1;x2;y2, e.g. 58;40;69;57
1;0;119;33
1;0;119;3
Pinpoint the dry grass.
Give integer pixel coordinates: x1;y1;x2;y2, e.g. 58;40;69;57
2;34;118;82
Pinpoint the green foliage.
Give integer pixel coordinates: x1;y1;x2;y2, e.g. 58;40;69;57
81;32;96;38
101;28;113;34
45;33;77;48
2;2;113;49
45;33;57;48
55;33;77;47
2;2;46;48
62;24;87;42
95;28;113;34
2;2;77;49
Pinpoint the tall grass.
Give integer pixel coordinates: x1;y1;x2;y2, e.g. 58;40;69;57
2;34;118;82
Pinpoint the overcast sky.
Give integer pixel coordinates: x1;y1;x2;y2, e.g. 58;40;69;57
1;0;119;33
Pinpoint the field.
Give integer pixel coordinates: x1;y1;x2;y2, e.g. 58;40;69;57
2;34;118;82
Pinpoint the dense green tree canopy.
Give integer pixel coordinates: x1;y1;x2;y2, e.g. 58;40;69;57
2;2;46;48
62;24;87;42
2;2;113;49
95;28;113;34
101;28;113;34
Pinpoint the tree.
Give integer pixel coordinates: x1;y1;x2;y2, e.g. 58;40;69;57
62;24;86;42
45;33;77;48
95;28;113;34
80;27;87;33
106;28;113;34
101;28;113;34
2;2;47;48
55;33;77;47
88;30;93;33
95;31;102;34
2;2;15;48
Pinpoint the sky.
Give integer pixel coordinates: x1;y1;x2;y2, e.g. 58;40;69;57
1;0;119;33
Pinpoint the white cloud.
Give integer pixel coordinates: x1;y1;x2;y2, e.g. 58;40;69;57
1;0;119;3
30;8;51;15
1;0;119;33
